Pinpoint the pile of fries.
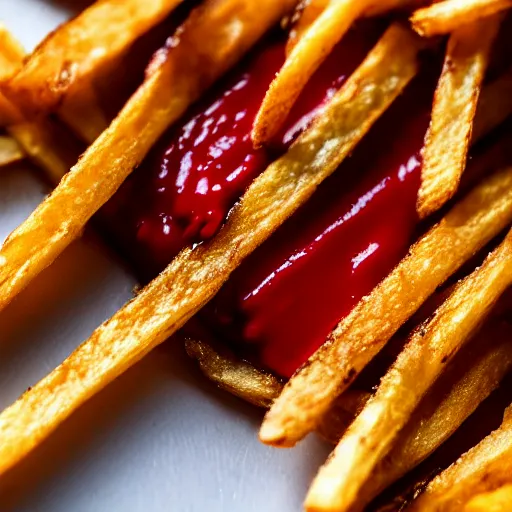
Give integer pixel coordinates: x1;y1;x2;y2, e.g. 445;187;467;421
1;0;512;509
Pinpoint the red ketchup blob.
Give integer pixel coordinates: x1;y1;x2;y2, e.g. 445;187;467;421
102;25;380;279
202;68;438;378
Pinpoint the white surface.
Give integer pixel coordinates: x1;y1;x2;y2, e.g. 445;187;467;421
0;2;330;511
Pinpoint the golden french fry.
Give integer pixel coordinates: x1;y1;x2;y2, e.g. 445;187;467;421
252;0;419;146
465;485;512;512
260;166;512;449
417;15;501;218
411;0;512;37
1;0;186;117
305;229;512;512
472;66;512;142
0;0;297;314
359;315;512;509
0;23;421;476
409;405;512;511
0;134;23;167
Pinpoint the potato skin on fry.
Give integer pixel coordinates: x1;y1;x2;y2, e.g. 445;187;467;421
0;21;419;477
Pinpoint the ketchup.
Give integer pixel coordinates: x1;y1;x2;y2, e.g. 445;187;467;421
101;21;435;378
102;25;380;278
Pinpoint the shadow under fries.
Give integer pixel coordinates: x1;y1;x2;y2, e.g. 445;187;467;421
0;168;329;511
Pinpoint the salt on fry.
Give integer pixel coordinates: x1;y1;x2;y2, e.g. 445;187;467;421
409;406;512;511
0;134;23;167
417;15;501;218
260;166;512;448
465;485;512;512
305;229;512;512
252;0;417;146
359;315;512;508
411;0;512;37
0;0;297;313
1;0;186;116
0;23;422;476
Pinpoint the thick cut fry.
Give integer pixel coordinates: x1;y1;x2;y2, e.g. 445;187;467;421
252;1;417;145
465;485;512;512
305;231;512;512
0;24;421;476
261;166;512;448
1;0;186;116
472;67;512;142
0;135;23;167
417;16;501;218
411;0;512;37
359;316;512;509
410;406;512;511
0;0;297;314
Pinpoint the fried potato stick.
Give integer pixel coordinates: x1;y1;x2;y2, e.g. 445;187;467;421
252;0;418;146
261;166;512;448
1;0;186;116
465;485;512;512
305;230;512;512
409;405;512;511
417;15;501;218
0;135;23;167
0;24;421;476
0;0;297;314
412;0;512;37
359;317;512;509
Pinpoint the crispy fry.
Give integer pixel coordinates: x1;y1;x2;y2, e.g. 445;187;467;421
1;0;186;117
417;16;501;218
411;0;512;37
0;0;297;314
359;315;512;508
252;1;419;146
305;230;512;512
465;485;512;512
0;23;421;476
261;166;512;449
0;134;23;167
185;338;283;408
409;406;512;510
473;67;512;142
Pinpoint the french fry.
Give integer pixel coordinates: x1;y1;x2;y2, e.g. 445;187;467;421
411;0;512;37
409;405;512;511
252;1;419;146
472;66;512;142
305;230;512;512
359;315;512;509
465;485;512;512
260;166;512;449
0;0;297;314
0;23;422;476
417;15;501;218
0;134;23;167
1;0;186;117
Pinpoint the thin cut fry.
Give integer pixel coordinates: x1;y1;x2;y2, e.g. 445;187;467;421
0;134;23;167
472;66;512;142
411;0;512;37
252;1;417;146
0;0;297;314
359;315;512;509
305;230;512;512
417;16;501;218
409;406;512;511
261;166;512;448
0;23;422;476
1;0;185;116
465;485;512;512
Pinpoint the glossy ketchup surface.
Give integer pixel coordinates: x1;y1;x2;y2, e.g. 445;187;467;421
102;25;380;279
203;67;438;378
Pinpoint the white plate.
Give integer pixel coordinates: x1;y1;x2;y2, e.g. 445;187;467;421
0;2;330;511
